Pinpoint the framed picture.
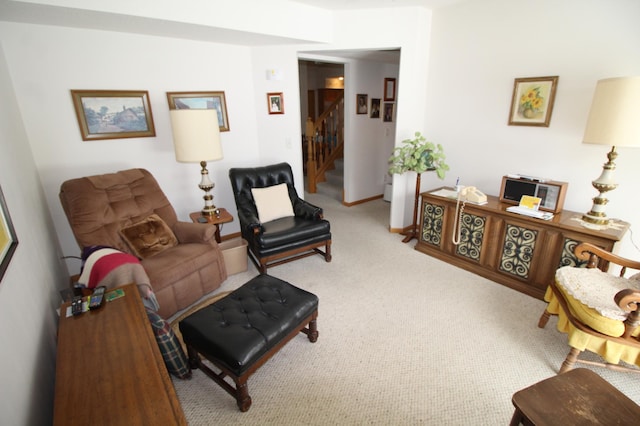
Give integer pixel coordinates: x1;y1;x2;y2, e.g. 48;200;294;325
508;76;559;127
0;185;18;283
383;102;394;122
166;91;230;132
356;94;368;114
370;98;381;118
384;78;396;101
267;92;284;114
71;90;156;141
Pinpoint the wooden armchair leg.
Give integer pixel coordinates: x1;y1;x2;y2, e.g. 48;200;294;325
538;309;551;328
560;347;580;374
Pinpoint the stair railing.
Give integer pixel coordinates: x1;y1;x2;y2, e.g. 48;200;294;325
305;92;344;193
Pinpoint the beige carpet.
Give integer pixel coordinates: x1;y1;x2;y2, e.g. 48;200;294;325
171;192;640;425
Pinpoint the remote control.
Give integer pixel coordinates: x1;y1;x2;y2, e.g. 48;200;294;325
88;286;106;310
71;296;83;316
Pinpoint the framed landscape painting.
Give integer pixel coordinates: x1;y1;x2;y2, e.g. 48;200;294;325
166;91;230;132
71;90;156;141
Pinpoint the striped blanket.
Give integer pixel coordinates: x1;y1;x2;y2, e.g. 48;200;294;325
77;246;159;312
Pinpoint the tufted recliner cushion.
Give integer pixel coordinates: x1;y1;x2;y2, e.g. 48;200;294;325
60;168;227;318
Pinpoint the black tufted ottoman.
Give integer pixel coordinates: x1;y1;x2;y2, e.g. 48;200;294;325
179;274;319;412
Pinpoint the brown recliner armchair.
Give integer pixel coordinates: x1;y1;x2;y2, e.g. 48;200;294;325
60;168;227;319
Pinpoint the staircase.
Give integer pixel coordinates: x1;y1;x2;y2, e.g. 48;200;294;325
315;158;343;201
304;92;344;200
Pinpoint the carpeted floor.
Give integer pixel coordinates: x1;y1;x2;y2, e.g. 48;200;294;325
171;192;640;425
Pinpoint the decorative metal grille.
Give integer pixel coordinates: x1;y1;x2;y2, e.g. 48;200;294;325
455;212;485;261
421;202;444;246
500;224;538;279
558;238;588;268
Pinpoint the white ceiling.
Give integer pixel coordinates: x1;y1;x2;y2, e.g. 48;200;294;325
291;0;466;10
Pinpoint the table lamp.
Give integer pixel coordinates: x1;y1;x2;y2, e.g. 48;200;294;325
170;109;223;216
582;76;640;225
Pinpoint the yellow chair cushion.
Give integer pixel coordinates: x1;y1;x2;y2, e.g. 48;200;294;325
552;266;640;338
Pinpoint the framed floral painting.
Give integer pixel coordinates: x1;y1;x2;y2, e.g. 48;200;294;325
508;76;559;127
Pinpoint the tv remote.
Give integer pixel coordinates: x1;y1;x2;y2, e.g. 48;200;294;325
88;286;106;310
71;296;83;316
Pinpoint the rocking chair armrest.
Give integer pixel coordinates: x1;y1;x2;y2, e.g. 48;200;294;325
615;288;640;339
574;242;640;271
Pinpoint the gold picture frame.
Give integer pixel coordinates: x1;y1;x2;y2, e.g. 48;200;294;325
71;90;156;141
166;91;230;132
508;76;559;127
0;185;18;282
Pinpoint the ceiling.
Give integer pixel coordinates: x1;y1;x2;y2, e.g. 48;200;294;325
291;0;466;10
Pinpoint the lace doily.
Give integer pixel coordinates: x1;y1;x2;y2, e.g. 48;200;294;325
555;266;640;320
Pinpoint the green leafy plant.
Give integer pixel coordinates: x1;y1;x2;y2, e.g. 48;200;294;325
388;131;449;179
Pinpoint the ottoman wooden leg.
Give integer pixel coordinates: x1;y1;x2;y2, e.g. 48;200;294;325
234;378;252;412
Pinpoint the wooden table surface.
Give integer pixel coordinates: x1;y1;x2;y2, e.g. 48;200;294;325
53;284;186;426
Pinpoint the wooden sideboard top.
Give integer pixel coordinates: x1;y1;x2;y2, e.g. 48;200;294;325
423;187;629;243
53;284;186;426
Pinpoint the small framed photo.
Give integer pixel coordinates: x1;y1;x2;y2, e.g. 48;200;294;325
166;91;230;132
71;90;156;141
508;76;559;127
267;92;284;114
356;94;368;114
370;98;381;118
384;78;396;101
383;102;394;122
0;185;18;283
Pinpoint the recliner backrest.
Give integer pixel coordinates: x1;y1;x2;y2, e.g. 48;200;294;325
60;168;178;253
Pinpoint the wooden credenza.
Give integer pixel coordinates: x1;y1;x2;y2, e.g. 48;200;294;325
416;188;629;300
53;284;187;425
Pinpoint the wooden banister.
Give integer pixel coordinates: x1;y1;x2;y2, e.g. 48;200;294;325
304;92;344;193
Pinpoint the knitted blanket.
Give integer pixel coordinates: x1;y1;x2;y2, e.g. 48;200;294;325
77;246;159;312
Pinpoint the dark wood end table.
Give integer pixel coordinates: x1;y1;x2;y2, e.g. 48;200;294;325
190;208;234;243
510;368;640;425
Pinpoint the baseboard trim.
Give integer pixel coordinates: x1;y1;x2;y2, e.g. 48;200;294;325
343;194;383;207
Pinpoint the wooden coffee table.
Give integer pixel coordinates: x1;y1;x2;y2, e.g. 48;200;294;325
510;368;640;425
53;284;186;425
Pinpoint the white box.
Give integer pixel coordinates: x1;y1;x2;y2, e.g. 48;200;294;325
219;238;248;275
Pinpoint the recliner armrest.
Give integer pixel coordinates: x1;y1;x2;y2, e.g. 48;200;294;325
172;221;217;244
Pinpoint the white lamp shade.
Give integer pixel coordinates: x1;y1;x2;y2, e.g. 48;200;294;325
583;76;640;147
170;109;223;162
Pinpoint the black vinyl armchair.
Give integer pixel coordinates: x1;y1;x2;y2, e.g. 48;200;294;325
229;162;332;273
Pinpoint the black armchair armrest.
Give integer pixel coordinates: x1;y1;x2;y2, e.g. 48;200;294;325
292;198;323;220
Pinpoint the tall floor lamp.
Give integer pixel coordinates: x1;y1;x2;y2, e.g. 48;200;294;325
582;76;640;225
170;109;223;216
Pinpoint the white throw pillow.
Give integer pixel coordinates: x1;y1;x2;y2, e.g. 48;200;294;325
251;183;295;223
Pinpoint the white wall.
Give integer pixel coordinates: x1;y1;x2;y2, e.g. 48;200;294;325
0;22;264;272
0;45;67;426
425;0;640;258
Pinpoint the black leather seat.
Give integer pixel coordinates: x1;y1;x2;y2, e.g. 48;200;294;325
229;162;332;273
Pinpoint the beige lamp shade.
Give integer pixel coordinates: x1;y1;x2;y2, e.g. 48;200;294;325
583;76;640;147
170;109;223;162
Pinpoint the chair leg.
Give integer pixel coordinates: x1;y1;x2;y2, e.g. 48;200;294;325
325;242;332;262
538;309;551;328
560;347;581;374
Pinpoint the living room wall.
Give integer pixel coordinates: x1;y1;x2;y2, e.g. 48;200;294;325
423;0;640;258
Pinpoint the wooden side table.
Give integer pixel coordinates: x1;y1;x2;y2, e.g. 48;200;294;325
510;368;640;425
190;208;234;243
